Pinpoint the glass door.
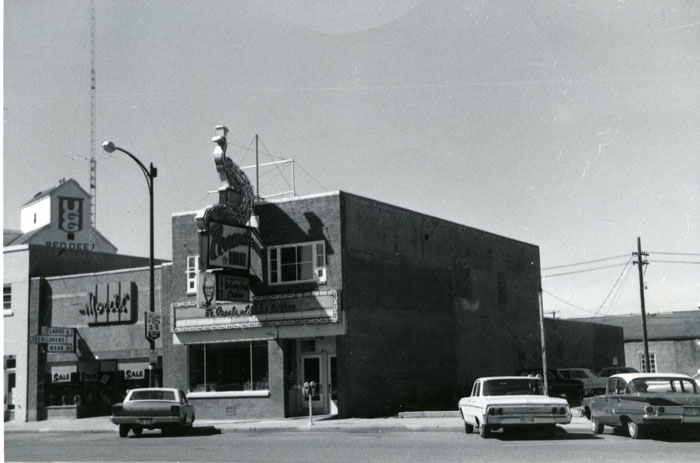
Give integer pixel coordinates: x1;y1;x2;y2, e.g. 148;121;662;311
301;355;325;414
328;355;338;415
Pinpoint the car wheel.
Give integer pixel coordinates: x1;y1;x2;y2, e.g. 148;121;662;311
132;426;143;436
464;421;474;434
118;424;130;438
591;418;604;434
479;424;491;438
627;421;645;439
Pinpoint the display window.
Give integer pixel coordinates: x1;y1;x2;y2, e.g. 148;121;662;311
188;341;268;392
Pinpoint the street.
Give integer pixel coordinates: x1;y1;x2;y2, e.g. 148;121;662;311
5;427;700;463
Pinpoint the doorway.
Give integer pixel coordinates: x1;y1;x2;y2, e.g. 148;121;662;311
299;351;337;415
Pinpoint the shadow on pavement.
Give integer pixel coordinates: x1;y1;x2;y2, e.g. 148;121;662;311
128;426;222;438
493;428;600;441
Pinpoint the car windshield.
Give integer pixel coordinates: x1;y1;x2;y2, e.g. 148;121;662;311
482;379;545;396
129;390;176;401
628;378;699;394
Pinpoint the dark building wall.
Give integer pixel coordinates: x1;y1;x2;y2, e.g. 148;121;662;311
339;192;542;417
544;319;625;370
26;245;161;278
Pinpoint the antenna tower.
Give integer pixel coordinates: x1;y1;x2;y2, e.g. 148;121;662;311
89;0;97;250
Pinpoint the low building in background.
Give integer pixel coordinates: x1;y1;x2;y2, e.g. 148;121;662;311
575;311;700;376
543;318;626;372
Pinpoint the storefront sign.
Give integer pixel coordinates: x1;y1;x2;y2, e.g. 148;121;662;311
51;365;76;383
200;223;251;271
146;312;161;341
197;272;250;309
173;290;339;332
120;362;148;381
217;274;250;302
80;281;135;325
48;344;74;352
36;327;75;353
78;361;98;382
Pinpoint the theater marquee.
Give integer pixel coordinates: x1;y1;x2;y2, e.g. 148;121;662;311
199;222;251;272
172;290;339;332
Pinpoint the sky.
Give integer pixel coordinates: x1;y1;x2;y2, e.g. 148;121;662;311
3;0;700;320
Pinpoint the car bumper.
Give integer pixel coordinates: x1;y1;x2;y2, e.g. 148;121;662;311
640;414;700;425
484;415;572;426
111;416;183;427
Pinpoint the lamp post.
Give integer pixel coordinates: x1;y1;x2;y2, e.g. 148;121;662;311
102;141;158;364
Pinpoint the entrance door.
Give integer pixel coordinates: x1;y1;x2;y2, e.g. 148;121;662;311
301;355;325;414
328;355;338;415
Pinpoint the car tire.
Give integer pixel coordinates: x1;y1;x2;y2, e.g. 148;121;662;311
591;418;604;434
464;421;474;434
118;424;130;438
132;426;143;436
627;421;645;439
479;424;491;438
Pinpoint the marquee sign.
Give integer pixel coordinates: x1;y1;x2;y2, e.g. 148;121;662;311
173;290;339;332
79;281;136;325
199;222;251;272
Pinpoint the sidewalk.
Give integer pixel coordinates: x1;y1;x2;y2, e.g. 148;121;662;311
3;410;590;435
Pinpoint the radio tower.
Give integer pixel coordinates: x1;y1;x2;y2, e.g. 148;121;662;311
89;0;97;250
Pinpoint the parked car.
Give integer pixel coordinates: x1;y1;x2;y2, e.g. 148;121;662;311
598;366;639;377
516;368;584;405
557;368;607;396
111;388;195;437
458;376;571;438
583;373;700;439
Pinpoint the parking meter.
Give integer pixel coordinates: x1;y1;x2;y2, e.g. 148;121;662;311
303;381;311;398
303;381;316;426
310;381;317;397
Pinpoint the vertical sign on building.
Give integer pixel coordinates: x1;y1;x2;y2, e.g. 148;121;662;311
58;197;84;234
145;312;161;342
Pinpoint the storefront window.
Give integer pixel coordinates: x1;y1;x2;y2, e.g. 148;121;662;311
189;341;268;392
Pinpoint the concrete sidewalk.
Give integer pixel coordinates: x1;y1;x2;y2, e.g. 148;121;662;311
3;411;591;435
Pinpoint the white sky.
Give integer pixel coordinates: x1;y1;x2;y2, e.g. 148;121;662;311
3;0;700;319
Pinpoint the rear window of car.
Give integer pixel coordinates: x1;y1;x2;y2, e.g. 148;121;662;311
482;379;544;396
629;378;698;394
129;390;176;401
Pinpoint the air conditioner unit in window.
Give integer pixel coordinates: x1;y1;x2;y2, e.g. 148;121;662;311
316;267;327;283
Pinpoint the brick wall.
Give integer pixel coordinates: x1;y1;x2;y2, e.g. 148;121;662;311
339;192;542;416
624;339;700;376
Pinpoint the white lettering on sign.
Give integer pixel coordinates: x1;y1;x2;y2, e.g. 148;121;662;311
58;197;83;233
205;223;250;270
46;241;93;251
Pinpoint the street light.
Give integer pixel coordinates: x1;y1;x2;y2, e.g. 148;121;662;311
102;141;158;367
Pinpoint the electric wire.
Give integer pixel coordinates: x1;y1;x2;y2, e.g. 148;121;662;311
541;254;630;271
542;289;597;315
592;257;634;319
647;251;700;256
542;262;630;279
647;260;700;265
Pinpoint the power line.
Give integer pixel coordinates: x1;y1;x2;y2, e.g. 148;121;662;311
647;260;700;265
647;251;700;256
542;262;630;279
541;254;630;271
541;289;597;314
592;257;634;319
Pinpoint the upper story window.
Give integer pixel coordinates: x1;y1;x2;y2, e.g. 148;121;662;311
3;285;12;316
268;241;326;285
186;256;199;294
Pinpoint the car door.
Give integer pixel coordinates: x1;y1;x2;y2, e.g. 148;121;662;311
461;381;480;426
601;378;623;425
179;390;193;423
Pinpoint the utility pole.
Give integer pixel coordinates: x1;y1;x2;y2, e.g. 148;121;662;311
255;134;259;199
538;289;549;393
634;237;650;372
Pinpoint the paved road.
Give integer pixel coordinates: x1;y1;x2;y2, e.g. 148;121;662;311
5;427;700;462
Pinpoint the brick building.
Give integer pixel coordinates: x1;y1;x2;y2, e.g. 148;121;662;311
576;311;700;376
162;191;545;419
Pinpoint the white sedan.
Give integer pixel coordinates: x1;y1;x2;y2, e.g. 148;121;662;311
458;376;572;438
